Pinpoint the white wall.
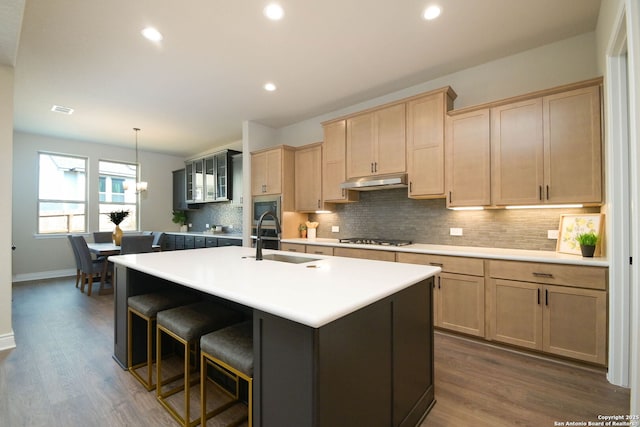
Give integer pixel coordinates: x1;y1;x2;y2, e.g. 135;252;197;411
275;32;598;147
0;65;15;351
11;131;185;281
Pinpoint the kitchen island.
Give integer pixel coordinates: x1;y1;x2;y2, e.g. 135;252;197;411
109;245;440;427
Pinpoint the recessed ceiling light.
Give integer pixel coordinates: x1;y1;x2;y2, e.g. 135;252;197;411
423;5;441;20
264;82;277;92
141;27;163;42
51;105;74;115
264;3;284;20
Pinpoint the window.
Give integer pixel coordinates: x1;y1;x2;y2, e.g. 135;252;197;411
98;161;138;232
38;153;87;234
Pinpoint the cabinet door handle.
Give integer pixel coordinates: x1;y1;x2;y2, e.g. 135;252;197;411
342;188;345;197
546;185;550;200
537;288;540;305
538;185;543;201
545;289;549;306
371;163;374;173
429;262;444;267
533;272;553;278
438;276;441;289
317;200;321;208
448;191;452;203
374;162;378;172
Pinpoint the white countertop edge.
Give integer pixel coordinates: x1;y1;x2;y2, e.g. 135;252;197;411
109;247;440;328
281;238;609;267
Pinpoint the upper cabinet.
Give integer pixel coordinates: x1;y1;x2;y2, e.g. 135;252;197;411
322;120;359;203
491;98;544;205
543;85;602;204
251;145;296;210
295;143;323;212
445;78;603;208
446;109;491;207
185;150;240;204
406;88;456;198
491;83;602;206
346;103;406;179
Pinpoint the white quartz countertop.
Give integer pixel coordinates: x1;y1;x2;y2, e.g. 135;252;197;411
109;246;440;328
281;238;609;267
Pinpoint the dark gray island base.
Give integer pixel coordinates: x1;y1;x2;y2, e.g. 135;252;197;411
113;264;435;427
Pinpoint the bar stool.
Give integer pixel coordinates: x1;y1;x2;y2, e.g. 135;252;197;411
156;301;243;427
200;320;253;427
127;290;200;391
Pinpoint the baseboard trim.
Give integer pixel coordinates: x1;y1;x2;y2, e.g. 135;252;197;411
0;331;16;352
12;269;75;283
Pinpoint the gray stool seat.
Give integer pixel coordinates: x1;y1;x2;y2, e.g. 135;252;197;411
201;320;253;376
156;301;243;427
128;290;198;317
127;290;200;391
157;301;242;341
200;320;254;427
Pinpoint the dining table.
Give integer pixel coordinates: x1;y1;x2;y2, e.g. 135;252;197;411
86;242;162;295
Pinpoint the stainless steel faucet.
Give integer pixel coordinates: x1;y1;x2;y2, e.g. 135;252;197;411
255;210;281;260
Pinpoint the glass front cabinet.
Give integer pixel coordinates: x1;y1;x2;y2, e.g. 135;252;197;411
185;150;240;203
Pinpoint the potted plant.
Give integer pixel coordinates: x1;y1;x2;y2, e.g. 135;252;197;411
298;223;307;238
106;209;130;245
576;232;598;257
172;210;188;232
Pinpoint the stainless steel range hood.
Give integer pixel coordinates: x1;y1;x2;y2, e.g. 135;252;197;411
340;173;408;191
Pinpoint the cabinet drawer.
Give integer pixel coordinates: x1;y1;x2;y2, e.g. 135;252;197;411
334;247;396;262
280;243;305;253
306;245;334;256
397;252;484;276
488;260;607;290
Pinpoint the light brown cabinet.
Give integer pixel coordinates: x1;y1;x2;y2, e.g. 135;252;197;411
543;85;602;204
445;109;491;207
281;242;334;256
322;120;359;203
346;103;406;179
406;88;455;199
487;260;607;365
295;143;322;212
491;98;544;205
397;253;485;337
251;146;296;210
491;84;602;206
333;247;396;262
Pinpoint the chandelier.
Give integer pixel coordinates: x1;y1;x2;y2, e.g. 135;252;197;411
124;127;148;192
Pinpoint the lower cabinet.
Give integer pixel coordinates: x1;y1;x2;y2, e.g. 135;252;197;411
333;247;396;262
161;233;242;251
487;260;607;365
397;252;485;337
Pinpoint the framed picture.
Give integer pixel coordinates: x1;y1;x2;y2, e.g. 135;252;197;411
556;213;604;256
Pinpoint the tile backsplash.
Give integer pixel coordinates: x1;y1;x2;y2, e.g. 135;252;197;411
184;202;243;234
309;189;601;251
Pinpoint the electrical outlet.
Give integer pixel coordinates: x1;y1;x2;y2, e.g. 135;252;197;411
548;230;559;239
450;227;463;236
188;223;192;228
205;223;210;229
331;226;340;233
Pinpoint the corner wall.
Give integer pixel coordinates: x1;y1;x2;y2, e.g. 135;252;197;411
0;65;15;350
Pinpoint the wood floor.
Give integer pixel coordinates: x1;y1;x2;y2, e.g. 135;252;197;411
1;278;630;427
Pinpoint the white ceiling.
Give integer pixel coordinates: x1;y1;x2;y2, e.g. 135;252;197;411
4;0;601;157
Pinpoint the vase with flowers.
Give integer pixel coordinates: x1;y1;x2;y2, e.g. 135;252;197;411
107;210;130;245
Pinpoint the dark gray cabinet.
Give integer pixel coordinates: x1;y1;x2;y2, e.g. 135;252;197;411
161;233;242;251
185;150;240;204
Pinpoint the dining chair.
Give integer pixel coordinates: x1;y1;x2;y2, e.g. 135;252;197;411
71;235;107;296
67;235;82;289
93;231;113;243
120;235;154;255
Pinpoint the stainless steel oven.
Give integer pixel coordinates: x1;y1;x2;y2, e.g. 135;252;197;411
252;195;281;249
252;195;281;226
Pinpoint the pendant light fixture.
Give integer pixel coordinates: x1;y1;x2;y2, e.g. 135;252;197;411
125;127;148;192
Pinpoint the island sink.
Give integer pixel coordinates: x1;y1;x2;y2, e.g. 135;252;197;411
244;254;321;264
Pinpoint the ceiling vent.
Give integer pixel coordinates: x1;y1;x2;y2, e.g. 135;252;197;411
51;105;74;115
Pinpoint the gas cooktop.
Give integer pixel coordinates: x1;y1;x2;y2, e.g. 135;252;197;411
339;238;412;247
